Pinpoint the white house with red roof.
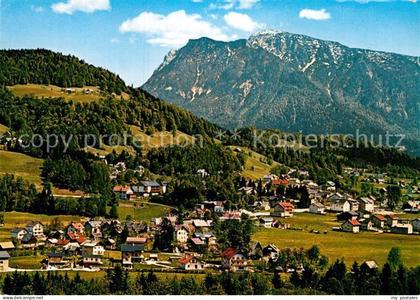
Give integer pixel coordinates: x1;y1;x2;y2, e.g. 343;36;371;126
113;185;135;200
221;248;252;272
179;255;205;270
341;219;361;233
272;202;294;217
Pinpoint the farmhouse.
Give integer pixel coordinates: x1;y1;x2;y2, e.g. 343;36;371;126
11;228;27;241
113;185;135;200
121;244;145;268
358;197;375;212
221;248;252;272
309;202;325;215
179;255;205;270
371;215;386;229
259;217;273;228
272;202;294;217
385;215;399;227
82;242;105;266
25;221;44;237
341;219;361;233
0;251;10;272
330;199;351;213
132;181;167;197
391;224;413;235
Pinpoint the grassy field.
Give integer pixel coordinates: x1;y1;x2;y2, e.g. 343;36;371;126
130;126;196;152
84;145;136;156
7;84;130;103
0;211;84;242
0;124;8;135
228;146;281;180
0;150;44;188
9;255;45;269
254;213;420;267
117;202;170;222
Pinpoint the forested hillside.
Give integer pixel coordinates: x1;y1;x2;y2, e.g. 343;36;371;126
0;49;128;94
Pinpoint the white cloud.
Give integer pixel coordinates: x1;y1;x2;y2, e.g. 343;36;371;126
224;12;264;32
299;8;331;21
119;10;230;47
51;0;110;15
210;0;260;10
110;38;120;44
192;0;204;2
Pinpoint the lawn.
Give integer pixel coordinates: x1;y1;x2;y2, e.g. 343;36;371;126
254;213;420;267
117;202;170;222
9;255;45;269
0;124;8;135
0;211;84;242
228;146;281;180
0;150;44;188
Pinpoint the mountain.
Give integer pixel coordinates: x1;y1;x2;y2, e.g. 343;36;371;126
143;31;420;154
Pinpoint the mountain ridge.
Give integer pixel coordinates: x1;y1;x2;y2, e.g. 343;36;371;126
143;31;420;154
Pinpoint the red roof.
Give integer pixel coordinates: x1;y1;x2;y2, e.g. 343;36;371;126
386;214;399;220
76;236;86;244
277;202;294;211
221;247;238;259
272;179;289;185
56;239;69;246
373;215;386;221
179;255;194;264
71;223;84;230
113;185;131;192
347;219;361;226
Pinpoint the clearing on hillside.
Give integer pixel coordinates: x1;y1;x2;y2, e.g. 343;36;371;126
0;124;8;135
0;150;43;188
130;126;196;152
228;146;281;180
7;84;130;103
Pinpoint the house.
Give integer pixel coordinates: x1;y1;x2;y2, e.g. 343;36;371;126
0;241;15;251
82;242;105;266
309;202;325;215
259;217;273;228
25;222;44;237
324;181;336;192
46;253;69;269
132;181;167;197
179;255;205;271
174;226;190;244
360;219;374;231
411;218;420;232
0;251;10;272
341;219;361;233
330;199;351;213
271;179;289;187
272;202;294;217
262;244;280;260
361;260;378;271
249;242;263;259
385;215;399;227
67;222;85;238
121;244;145;269
126;237;147;245
402;200;420;213
221;248;252;272
113;185;135;200
11;228;27;241
391;224;413;235
359;197;375;212
84;221;102;240
371;215;386;229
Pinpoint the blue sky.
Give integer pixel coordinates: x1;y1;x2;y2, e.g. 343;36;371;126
1;0;419;86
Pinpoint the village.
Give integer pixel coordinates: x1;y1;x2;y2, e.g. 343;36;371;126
0;167;419;276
